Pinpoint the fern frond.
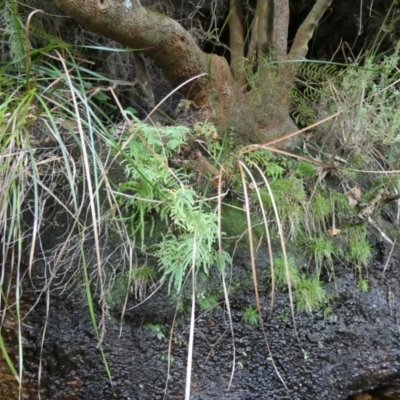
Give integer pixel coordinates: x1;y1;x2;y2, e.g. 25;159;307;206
2;0;25;60
297;61;338;83
29;20;67;47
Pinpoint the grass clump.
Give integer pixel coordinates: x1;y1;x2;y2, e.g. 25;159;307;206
267;255;326;313
267;255;300;290
131;265;156;299
106;265;156;309
257;176;307;239
307;236;340;277
357;278;369;293
295;161;317;178
198;291;220;311
106;274;129;309
349;236;372;266
294;276;326;313
242;306;259;326
310;192;331;232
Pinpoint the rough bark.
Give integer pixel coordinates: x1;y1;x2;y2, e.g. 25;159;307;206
50;0;232;108
254;0;268;56
48;0;332;148
229;0;246;87
289;0;334;72
253;0;333;148
272;0;290;60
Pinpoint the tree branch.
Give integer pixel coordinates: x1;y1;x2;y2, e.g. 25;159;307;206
254;0;281;58
50;0;232;106
288;0;333;60
229;0;246;87
273;0;290;60
254;0;267;56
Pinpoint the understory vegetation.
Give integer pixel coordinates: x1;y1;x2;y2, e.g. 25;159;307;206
1;0;400;398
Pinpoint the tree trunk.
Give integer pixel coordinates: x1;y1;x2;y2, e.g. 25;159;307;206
50;0;232;109
49;0;332;149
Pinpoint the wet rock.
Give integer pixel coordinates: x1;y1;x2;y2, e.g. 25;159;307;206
3;240;400;399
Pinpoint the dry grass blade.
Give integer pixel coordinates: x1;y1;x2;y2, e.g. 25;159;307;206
238;160;289;392
37;287;50;400
251;161;299;343
163;291;183;399
237;162;261;314
238;110;343;158
217;164;236;389
185;233;197;400
239;161;276;317
145;73;207;122
56;50;107;325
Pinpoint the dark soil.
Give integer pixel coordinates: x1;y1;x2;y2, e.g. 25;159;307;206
3;239;399;400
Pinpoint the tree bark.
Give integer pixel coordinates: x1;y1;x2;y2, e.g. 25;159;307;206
50;0;232;108
272;0;290;60
288;0;333;76
48;0;333;149
252;0;333;148
229;0;246;87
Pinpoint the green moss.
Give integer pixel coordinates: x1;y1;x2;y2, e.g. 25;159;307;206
265;177;307;206
220;202;264;249
357;278;369;292
295;161;317;178
131;265;156;298
105;264;156;309
145;323;166;340
330;191;353;223
106;273;129;309
266;255;300;290
198;292;220;311
308;236;340;275
294;275;326;313
311;193;331;227
242;305;259;326
349;237;371;265
220;203;248;237
227;274;254;296
345;224;371;265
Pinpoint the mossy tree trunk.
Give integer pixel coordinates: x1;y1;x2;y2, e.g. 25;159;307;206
49;0;332;148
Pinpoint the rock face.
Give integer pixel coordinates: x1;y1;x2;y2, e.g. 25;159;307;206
10;242;400;399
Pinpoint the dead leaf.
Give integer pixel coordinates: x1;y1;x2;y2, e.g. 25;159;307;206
249;181;263;190
316;165;328;180
328;228;341;236
347;195;358;207
304;131;313;142
346;186;362;206
208;175;221;187
352;186;362;198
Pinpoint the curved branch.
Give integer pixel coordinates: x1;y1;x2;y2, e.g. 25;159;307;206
288;0;333;60
50;0;232;106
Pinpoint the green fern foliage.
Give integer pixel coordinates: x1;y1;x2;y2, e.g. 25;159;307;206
118;119;191;244
117;117;231;292
2;0;25;60
291;61;339;126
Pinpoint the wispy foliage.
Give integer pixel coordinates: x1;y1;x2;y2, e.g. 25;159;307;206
117;117;231;293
